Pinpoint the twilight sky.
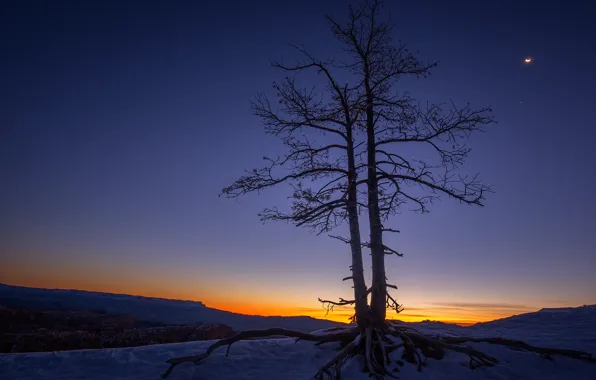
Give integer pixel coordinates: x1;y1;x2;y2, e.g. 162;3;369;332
1;0;595;325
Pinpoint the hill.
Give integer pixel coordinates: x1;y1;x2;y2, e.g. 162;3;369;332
0;283;341;332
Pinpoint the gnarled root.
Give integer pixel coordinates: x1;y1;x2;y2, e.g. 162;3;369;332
314;325;399;380
391;327;499;370
161;327;360;379
162;324;595;380
439;336;596;363
315;334;361;380
391;325;595;369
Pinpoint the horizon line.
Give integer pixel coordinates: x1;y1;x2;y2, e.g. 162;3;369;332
2;281;581;326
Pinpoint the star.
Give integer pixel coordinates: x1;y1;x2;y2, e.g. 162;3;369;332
524;57;532;64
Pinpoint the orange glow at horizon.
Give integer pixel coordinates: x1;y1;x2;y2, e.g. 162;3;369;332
197;303;531;326
0;259;541;326
1;274;528;326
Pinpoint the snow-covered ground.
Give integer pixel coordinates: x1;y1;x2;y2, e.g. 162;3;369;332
1;306;595;380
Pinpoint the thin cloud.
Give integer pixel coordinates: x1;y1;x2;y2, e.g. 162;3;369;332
293;306;353;313
395;313;432;318
430;302;533;310
399;306;428;311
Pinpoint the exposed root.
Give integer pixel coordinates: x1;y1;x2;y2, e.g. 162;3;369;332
321;326;354;333
161;327;359;379
392;329;426;370
361;326;399;379
315;335;361;380
442;343;499;369
390;326;498;369
161;324;596;380
439;336;596;363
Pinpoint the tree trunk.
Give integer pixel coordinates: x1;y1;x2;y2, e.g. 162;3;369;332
346;124;369;328
365;75;386;325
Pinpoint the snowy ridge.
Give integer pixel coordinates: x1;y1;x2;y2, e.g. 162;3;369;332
465;304;596;351
538;305;596;313
0;284;341;332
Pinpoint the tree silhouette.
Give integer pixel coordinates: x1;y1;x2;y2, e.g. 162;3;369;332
325;1;494;328
162;1;596;378
220;46;370;327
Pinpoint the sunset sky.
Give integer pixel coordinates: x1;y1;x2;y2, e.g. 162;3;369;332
1;0;595;326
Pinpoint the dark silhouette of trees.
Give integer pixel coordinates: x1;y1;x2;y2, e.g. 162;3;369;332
162;1;596;379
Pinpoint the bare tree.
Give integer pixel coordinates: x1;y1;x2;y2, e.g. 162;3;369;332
162;1;596;379
220;46;370;327
325;0;495;328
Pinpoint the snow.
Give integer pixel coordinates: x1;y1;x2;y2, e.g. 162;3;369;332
2;306;595;380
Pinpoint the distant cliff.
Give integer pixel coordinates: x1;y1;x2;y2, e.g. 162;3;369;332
0;283;342;332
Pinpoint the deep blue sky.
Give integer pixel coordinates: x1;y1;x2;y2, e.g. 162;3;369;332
1;0;595;323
